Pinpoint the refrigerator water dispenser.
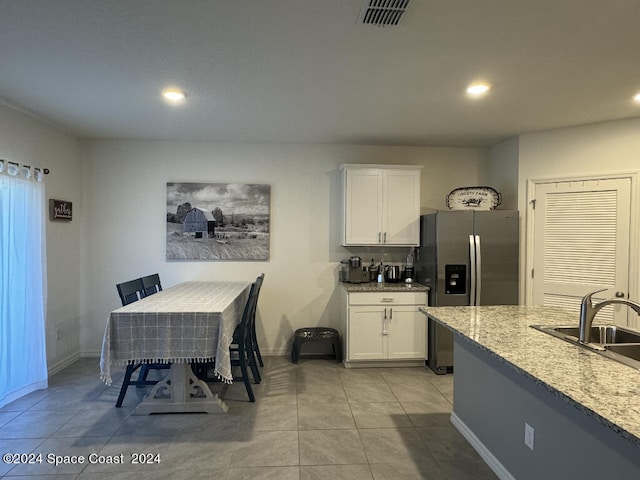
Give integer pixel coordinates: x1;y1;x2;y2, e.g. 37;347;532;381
445;264;466;295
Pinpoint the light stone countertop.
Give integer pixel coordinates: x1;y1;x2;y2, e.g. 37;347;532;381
420;305;640;448
340;281;429;293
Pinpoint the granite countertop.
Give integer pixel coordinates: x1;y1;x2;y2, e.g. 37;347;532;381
340;281;429;293
420;305;640;448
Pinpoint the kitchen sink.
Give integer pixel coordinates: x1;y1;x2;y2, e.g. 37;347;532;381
530;324;640;370
606;344;640;362
532;324;640;344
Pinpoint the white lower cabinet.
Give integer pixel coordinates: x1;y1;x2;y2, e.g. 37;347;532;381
342;290;427;364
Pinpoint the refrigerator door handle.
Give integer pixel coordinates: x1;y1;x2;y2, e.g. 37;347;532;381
475;235;482;306
469;235;476;306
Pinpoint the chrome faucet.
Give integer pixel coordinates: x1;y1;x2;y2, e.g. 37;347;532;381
579;288;640;343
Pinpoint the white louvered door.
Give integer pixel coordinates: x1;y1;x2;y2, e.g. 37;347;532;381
532;178;631;324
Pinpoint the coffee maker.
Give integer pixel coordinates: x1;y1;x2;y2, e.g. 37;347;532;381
340;256;369;283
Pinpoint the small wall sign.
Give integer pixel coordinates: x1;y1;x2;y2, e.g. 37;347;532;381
49;199;72;221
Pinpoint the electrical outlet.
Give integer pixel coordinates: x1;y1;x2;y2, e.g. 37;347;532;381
524;423;535;450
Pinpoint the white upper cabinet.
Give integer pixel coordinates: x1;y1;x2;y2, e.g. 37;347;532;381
341;164;422;246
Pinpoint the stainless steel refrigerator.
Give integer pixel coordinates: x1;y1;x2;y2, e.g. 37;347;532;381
415;210;519;374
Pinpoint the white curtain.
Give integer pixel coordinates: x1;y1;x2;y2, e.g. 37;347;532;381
0;174;48;407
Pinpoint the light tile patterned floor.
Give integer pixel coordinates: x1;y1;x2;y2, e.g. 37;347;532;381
0;357;497;479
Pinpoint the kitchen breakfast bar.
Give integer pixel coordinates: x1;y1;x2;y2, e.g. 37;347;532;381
421;305;640;480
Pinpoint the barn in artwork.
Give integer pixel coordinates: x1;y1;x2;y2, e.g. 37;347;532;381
182;208;215;238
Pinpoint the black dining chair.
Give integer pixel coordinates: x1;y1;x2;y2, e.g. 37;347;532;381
114;277;169;407
229;274;264;386
250;273;265;368
219;273;265;385
116;278;146;306
192;278;262;402
141;273;162;297
230;279;262;402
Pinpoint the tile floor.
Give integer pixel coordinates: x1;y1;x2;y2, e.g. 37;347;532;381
0;356;497;479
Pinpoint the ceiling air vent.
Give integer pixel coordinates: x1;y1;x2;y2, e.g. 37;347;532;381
358;0;412;27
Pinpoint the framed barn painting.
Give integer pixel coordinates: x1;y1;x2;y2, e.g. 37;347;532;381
166;182;270;261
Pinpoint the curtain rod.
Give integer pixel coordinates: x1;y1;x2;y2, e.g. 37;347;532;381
0;159;50;175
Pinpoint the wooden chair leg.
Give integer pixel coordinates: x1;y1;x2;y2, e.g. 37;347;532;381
238;352;255;402
252;330;264;367
137;364;150;387
116;363;139;407
249;351;261;384
255;346;264;367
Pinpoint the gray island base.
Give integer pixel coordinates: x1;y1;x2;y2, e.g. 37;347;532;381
421;305;640;480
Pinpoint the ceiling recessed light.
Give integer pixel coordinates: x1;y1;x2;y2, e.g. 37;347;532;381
466;82;491;96
633;92;640;103
161;87;186;103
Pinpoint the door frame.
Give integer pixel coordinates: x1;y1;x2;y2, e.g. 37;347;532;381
524;171;640;308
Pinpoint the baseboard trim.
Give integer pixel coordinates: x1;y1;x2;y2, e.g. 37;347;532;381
343;359;425;368
450;412;515;480
80;350;102;358
47;352;82;376
261;348;291;356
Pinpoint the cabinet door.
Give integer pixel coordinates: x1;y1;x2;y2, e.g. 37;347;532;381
343;168;383;245
348;306;387;360
386;306;426;359
382;169;420;245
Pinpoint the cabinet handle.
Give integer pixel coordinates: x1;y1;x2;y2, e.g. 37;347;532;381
382;309;389;335
378;232;381;244
383;232;387;243
389;307;393;319
381;298;395;303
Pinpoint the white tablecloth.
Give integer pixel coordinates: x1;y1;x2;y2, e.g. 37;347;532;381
100;281;250;385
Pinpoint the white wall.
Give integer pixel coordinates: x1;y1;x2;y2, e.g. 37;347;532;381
518;118;640;184
4;96;639;366
79;140;489;356
414;147;490;212
517;117;640;301
0;103;83;372
489;137;519;210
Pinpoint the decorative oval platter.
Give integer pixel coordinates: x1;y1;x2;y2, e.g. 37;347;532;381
446;186;502;210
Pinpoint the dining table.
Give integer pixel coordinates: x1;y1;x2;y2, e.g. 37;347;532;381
99;280;251;414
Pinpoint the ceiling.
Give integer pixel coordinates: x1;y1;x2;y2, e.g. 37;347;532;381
1;0;640;147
